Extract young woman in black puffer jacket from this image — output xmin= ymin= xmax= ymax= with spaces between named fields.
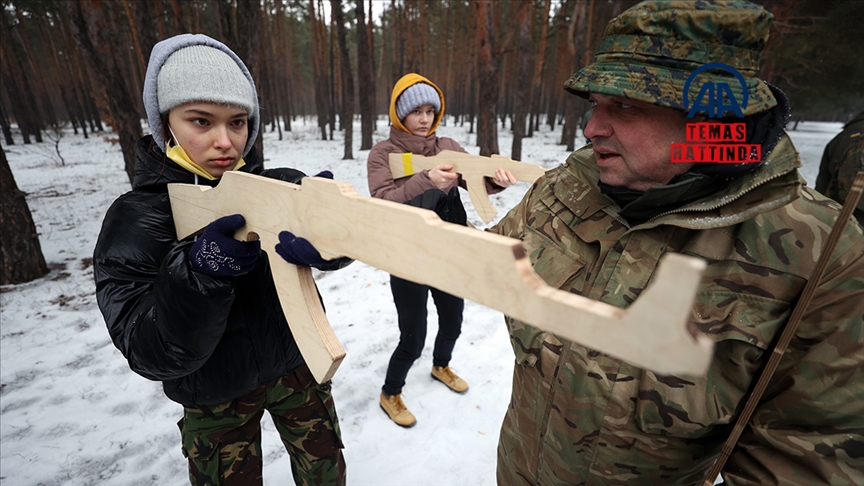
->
xmin=94 ymin=33 xmax=348 ymax=485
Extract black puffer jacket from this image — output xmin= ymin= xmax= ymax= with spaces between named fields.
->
xmin=94 ymin=135 xmax=308 ymax=407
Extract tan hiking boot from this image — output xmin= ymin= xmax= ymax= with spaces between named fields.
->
xmin=431 ymin=366 xmax=469 ymax=393
xmin=380 ymin=393 xmax=417 ymax=427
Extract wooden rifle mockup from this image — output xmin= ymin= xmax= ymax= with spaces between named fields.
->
xmin=169 ymin=172 xmax=714 ymax=383
xmin=388 ymin=150 xmax=547 ymax=223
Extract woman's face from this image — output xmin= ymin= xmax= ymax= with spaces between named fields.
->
xmin=403 ymin=103 xmax=436 ymax=137
xmin=167 ymin=102 xmax=249 ymax=178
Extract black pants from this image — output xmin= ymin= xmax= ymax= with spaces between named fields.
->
xmin=383 ymin=275 xmax=464 ymax=396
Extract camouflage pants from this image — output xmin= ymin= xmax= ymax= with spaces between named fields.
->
xmin=178 ymin=364 xmax=346 ymax=486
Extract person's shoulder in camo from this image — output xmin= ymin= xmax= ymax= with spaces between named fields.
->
xmin=816 ymin=111 xmax=864 ymax=223
xmin=490 ymin=1 xmax=864 ymax=485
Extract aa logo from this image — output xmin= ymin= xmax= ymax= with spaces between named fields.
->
xmin=672 ymin=62 xmax=761 ymax=164
xmin=684 ymin=62 xmax=748 ymax=119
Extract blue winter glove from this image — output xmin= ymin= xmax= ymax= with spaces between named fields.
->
xmin=189 ymin=214 xmax=260 ymax=277
xmin=275 ymin=231 xmax=352 ymax=271
xmin=260 ymin=168 xmax=333 ymax=184
xmin=261 ymin=167 xmax=306 ymax=184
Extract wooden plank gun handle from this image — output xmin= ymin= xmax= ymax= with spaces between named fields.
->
xmin=265 ymin=243 xmax=345 ymax=383
xmin=168 ymin=182 xmax=344 ymax=384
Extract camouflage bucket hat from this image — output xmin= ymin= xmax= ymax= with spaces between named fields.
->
xmin=564 ymin=0 xmax=777 ymax=116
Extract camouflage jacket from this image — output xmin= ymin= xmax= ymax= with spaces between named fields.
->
xmin=491 ymin=133 xmax=864 ymax=485
xmin=815 ymin=112 xmax=864 ymax=223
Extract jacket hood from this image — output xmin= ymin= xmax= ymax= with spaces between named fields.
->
xmin=132 ymin=135 xmax=263 ymax=191
xmin=142 ymin=34 xmax=260 ymax=157
xmin=847 ymin=111 xmax=864 ymax=128
xmin=389 ymin=73 xmax=445 ymax=136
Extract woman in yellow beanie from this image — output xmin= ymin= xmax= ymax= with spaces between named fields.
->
xmin=367 ymin=73 xmax=515 ymax=428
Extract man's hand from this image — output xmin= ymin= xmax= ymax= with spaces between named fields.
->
xmin=428 ymin=164 xmax=459 ymax=190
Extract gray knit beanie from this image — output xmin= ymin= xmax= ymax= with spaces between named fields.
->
xmin=396 ymin=83 xmax=441 ymax=120
xmin=143 ymin=34 xmax=259 ymax=157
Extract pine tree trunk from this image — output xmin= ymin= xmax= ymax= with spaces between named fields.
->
xmin=367 ymin=0 xmax=377 ymax=125
xmin=442 ymin=1 xmax=454 ymax=120
xmin=284 ymin=4 xmax=296 ymax=132
xmin=547 ymin=0 xmax=574 ymax=132
xmin=328 ymin=16 xmax=336 ymax=140
xmin=0 ymin=104 xmax=14 ymax=146
xmin=214 ymin=0 xmax=234 ymax=46
xmin=417 ymin=0 xmax=428 ymax=74
xmin=309 ymin=0 xmax=330 ymax=141
xmin=67 ymin=0 xmax=142 ymax=185
xmin=261 ymin=0 xmax=280 ymax=140
xmin=475 ymin=1 xmax=499 ymax=156
xmin=153 ymin=0 xmax=167 ymax=39
xmin=561 ymin=0 xmax=588 ymax=151
xmin=236 ymin=0 xmax=265 ymax=159
xmin=0 ymin=53 xmax=32 ymax=144
xmin=1 ymin=13 xmax=41 ymax=144
xmin=57 ymin=9 xmax=91 ymax=133
xmin=126 ymin=0 xmax=159 ymax=79
xmin=37 ymin=13 xmax=74 ymax=133
xmin=510 ymin=0 xmax=532 ymax=161
xmin=58 ymin=17 xmax=96 ymax=138
xmin=14 ymin=8 xmax=57 ymax=129
xmin=269 ymin=0 xmax=285 ymax=138
xmin=528 ymin=0 xmax=552 ymax=138
xmin=169 ymin=0 xmax=186 ymax=33
xmin=451 ymin=0 xmax=474 ymax=125
xmin=377 ymin=0 xmax=388 ymax=106
xmin=403 ymin=2 xmax=417 ymax=73
xmin=332 ymin=0 xmax=353 ymax=159
xmin=356 ymin=0 xmax=375 ymax=150
xmin=0 ymin=145 xmax=48 ymax=285
xmin=390 ymin=0 xmax=401 ymax=93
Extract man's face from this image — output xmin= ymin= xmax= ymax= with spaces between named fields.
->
xmin=584 ymin=94 xmax=694 ymax=191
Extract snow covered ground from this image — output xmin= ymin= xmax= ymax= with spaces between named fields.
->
xmin=0 ymin=117 xmax=842 ymax=486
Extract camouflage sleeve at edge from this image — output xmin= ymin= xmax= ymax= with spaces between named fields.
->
xmin=723 ymin=234 xmax=864 ymax=486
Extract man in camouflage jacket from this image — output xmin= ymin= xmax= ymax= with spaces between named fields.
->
xmin=816 ymin=111 xmax=864 ymax=223
xmin=491 ymin=2 xmax=864 ymax=485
